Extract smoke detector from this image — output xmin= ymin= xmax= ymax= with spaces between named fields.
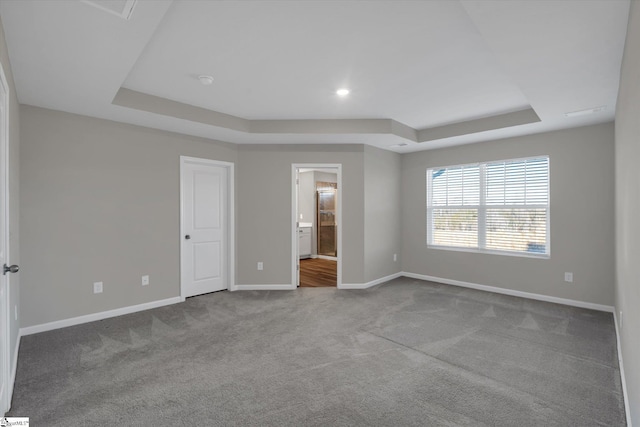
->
xmin=198 ymin=76 xmax=214 ymax=86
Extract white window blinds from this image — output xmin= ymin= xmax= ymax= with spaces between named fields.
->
xmin=429 ymin=165 xmax=480 ymax=248
xmin=427 ymin=156 xmax=549 ymax=257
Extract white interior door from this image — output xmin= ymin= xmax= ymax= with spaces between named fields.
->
xmin=0 ymin=63 xmax=10 ymax=414
xmin=295 ymin=169 xmax=300 ymax=287
xmin=181 ymin=158 xmax=229 ymax=298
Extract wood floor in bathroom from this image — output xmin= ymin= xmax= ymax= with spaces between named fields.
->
xmin=299 ymin=258 xmax=337 ymax=287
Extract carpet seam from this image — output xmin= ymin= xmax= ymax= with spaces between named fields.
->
xmin=366 ymin=330 xmax=623 ymax=425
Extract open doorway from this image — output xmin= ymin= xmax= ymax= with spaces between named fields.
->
xmin=292 ymin=164 xmax=342 ymax=288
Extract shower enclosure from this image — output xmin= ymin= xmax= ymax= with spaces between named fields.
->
xmin=316 ymin=182 xmax=337 ymax=257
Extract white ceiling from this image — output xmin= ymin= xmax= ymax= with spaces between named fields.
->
xmin=0 ymin=0 xmax=630 ymax=152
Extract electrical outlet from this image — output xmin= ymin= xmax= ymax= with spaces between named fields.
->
xmin=93 ymin=281 xmax=103 ymax=294
xmin=14 ymin=305 xmax=17 ymax=321
xmin=299 ymin=213 xmax=303 ymax=220
xmin=564 ymin=272 xmax=573 ymax=283
xmin=393 ymin=253 xmax=397 ymax=262
xmin=142 ymin=275 xmax=149 ymax=286
xmin=257 ymin=262 xmax=263 ymax=271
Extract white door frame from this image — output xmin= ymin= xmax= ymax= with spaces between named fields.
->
xmin=0 ymin=60 xmax=12 ymax=413
xmin=180 ymin=156 xmax=235 ymax=300
xmin=291 ymin=164 xmax=342 ymax=288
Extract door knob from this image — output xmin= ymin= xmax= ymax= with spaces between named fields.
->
xmin=185 ymin=235 xmax=191 ymax=240
xmin=3 ymin=264 xmax=18 ymax=275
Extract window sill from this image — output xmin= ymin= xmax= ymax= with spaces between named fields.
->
xmin=427 ymin=244 xmax=550 ymax=259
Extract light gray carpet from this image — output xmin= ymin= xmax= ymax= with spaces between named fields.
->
xmin=9 ymin=278 xmax=626 ymax=426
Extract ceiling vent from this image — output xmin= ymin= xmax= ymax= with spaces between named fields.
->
xmin=81 ymin=0 xmax=137 ymax=20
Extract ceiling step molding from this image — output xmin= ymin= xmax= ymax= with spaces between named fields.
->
xmin=113 ymin=88 xmax=540 ymax=144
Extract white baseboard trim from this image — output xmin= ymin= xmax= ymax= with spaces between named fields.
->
xmin=20 ymin=296 xmax=182 ymax=336
xmin=401 ymin=272 xmax=615 ymax=313
xmin=339 ymin=283 xmax=369 ymax=289
xmin=235 ymin=284 xmax=296 ymax=291
xmin=8 ymin=333 xmax=20 ymax=408
xmin=316 ymin=255 xmax=337 ymax=261
xmin=340 ymin=272 xmax=403 ymax=290
xmin=614 ymin=311 xmax=633 ymax=427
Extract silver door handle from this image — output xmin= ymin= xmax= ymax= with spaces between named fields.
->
xmin=3 ymin=264 xmax=18 ymax=275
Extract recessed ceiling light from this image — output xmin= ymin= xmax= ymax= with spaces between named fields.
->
xmin=564 ymin=106 xmax=606 ymax=118
xmin=198 ymin=75 xmax=214 ymax=86
xmin=336 ymin=88 xmax=350 ymax=96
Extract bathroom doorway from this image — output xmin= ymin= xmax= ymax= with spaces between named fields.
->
xmin=292 ymin=164 xmax=342 ymax=288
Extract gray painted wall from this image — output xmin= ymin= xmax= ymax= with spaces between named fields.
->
xmin=237 ymin=145 xmax=365 ymax=286
xmin=19 ymin=106 xmax=617 ymax=324
xmin=401 ymin=123 xmax=615 ymax=306
xmin=20 ymin=106 xmax=237 ymax=327
xmin=615 ymin=0 xmax=640 ymax=421
xmin=19 ymin=109 xmax=375 ymax=326
xmin=364 ymin=146 xmax=402 ymax=282
xmin=0 ymin=15 xmax=20 ymax=385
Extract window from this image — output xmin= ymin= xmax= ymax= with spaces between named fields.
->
xmin=427 ymin=156 xmax=549 ymax=257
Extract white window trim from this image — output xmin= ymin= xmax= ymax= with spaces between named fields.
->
xmin=426 ymin=156 xmax=550 ymax=259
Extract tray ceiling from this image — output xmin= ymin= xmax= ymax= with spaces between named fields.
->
xmin=0 ymin=0 xmax=630 ymax=152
